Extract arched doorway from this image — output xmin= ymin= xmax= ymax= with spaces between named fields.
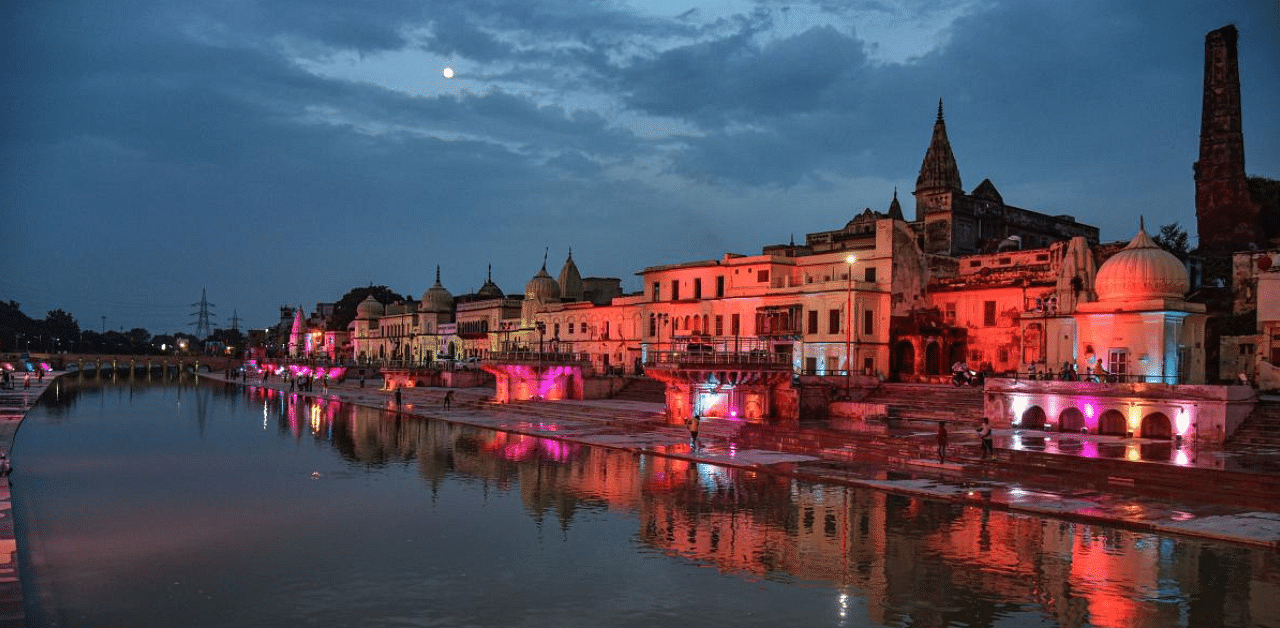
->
xmin=925 ymin=342 xmax=941 ymax=376
xmin=1059 ymin=407 xmax=1085 ymax=432
xmin=892 ymin=341 xmax=916 ymax=379
xmin=1098 ymin=409 xmax=1127 ymax=436
xmin=1021 ymin=406 xmax=1047 ymax=430
xmin=948 ymin=343 xmax=967 ymax=373
xmin=1140 ymin=413 xmax=1173 ymax=439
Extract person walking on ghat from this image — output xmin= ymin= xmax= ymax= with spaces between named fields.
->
xmin=394 ymin=388 xmax=402 ymax=411
xmin=443 ymin=390 xmax=454 ymax=409
xmin=977 ymin=417 xmax=994 ymax=460
xmin=685 ymin=413 xmax=701 ymax=450
xmin=936 ymin=421 xmax=948 ymax=464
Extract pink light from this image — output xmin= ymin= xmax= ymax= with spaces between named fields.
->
xmin=1175 ymin=409 xmax=1191 ymax=436
xmin=1175 ymin=450 xmax=1190 ymax=466
xmin=1081 ymin=441 xmax=1099 ymax=458
xmin=1084 ymin=404 xmax=1095 ymax=419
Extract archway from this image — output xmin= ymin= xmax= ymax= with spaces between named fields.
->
xmin=1059 ymin=407 xmax=1085 ymax=433
xmin=948 ymin=343 xmax=967 ymax=373
xmin=892 ymin=341 xmax=916 ymax=379
xmin=1140 ymin=413 xmax=1173 ymax=440
xmin=1021 ymin=406 xmax=1047 ymax=430
xmin=1097 ymin=409 xmax=1127 ymax=436
xmin=925 ymin=342 xmax=941 ymax=376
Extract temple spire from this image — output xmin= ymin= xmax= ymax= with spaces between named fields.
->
xmin=915 ymin=98 xmax=963 ymax=198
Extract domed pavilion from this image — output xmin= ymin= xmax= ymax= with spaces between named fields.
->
xmin=1074 ymin=223 xmax=1206 ymax=384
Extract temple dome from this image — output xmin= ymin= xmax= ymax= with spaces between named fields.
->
xmin=477 ymin=265 xmax=504 ymax=299
xmin=421 ymin=266 xmax=454 ymax=313
xmin=356 ymin=295 xmax=383 ymax=319
xmin=1094 ymin=226 xmax=1189 ymax=302
xmin=525 ymin=264 xmax=561 ymax=301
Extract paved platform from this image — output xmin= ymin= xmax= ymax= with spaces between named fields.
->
xmin=206 ymin=373 xmax=1280 ymax=550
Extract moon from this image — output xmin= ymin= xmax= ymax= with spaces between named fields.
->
xmin=442 ymin=67 xmax=455 ymax=79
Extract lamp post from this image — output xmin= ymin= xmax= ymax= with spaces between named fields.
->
xmin=536 ymin=321 xmax=546 ymax=355
xmin=844 ymin=254 xmax=857 ymax=398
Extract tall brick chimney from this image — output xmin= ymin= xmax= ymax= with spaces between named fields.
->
xmin=1194 ymin=24 xmax=1259 ymax=254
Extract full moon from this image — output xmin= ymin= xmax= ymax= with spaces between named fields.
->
xmin=442 ymin=67 xmax=455 ymax=79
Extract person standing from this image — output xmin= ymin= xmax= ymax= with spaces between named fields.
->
xmin=936 ymin=422 xmax=948 ymax=464
xmin=977 ymin=417 xmax=994 ymax=459
xmin=685 ymin=413 xmax=701 ymax=451
xmin=394 ymin=388 xmax=402 ymax=411
xmin=443 ymin=390 xmax=454 ymax=409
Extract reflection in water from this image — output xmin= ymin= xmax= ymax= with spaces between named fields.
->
xmin=14 ymin=380 xmax=1280 ymax=628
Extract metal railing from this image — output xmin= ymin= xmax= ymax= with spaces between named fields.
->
xmin=487 ymin=351 xmax=593 ymax=364
xmin=644 ymin=349 xmax=790 ymax=369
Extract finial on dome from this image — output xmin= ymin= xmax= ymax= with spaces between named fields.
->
xmin=487 ymin=264 xmax=492 ymax=281
xmin=435 ymin=265 xmax=441 ymax=284
xmin=1140 ymin=216 xmax=1146 ymax=233
xmin=893 ymin=186 xmax=898 ymax=200
xmin=937 ymin=98 xmax=944 ymax=122
xmin=542 ymin=247 xmax=548 ymax=270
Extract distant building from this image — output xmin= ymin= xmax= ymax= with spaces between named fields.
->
xmin=911 ymin=101 xmax=1100 ymax=257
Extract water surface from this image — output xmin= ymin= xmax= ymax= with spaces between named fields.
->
xmin=13 ymin=377 xmax=1280 ymax=627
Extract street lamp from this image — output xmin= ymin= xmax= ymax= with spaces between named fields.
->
xmin=845 ymin=254 xmax=857 ymax=398
xmin=536 ymin=321 xmax=546 ymax=355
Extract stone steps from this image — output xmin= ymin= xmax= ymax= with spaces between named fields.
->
xmin=1226 ymin=403 xmax=1280 ymax=448
xmin=862 ymin=383 xmax=986 ymax=424
xmin=610 ymin=377 xmax=666 ymax=403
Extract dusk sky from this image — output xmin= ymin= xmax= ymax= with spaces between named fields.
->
xmin=3 ymin=0 xmax=1277 ymax=334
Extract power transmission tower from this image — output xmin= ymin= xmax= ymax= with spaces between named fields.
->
xmin=189 ymin=288 xmax=216 ymax=339
xmin=229 ymin=310 xmax=242 ymax=332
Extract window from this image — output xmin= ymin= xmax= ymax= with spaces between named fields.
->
xmin=670 ymin=280 xmax=680 ymax=301
xmin=829 ymin=309 xmax=841 ymax=334
xmin=603 ymin=321 xmax=610 ymax=339
xmin=649 ymin=314 xmax=656 ymax=337
xmin=1240 ymin=343 xmax=1255 ymax=355
xmin=983 ymin=301 xmax=996 ymax=327
xmin=864 ymin=267 xmax=876 ymax=283
xmin=731 ymin=313 xmax=740 ymax=336
xmin=568 ymin=322 xmax=575 ymax=334
xmin=652 ymin=282 xmax=660 ymax=301
xmin=862 ymin=309 xmax=874 ymax=336
xmin=944 ymin=303 xmax=956 ymax=324
xmin=715 ymin=315 xmax=723 ymax=336
xmin=553 ymin=323 xmax=560 ymax=338
xmin=716 ymin=276 xmax=725 ymax=297
xmin=694 ymin=278 xmax=702 ymax=299
xmin=757 ymin=270 xmax=769 ymax=283
xmin=808 ymin=310 xmax=818 ymax=334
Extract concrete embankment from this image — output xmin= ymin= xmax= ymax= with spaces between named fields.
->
xmin=0 ymin=371 xmax=60 ymax=628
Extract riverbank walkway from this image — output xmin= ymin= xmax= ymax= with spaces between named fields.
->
xmin=206 ymin=371 xmax=1280 ymax=550
xmin=0 ymin=372 xmax=1277 ymax=628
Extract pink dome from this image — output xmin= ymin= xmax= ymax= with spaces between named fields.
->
xmin=1094 ymin=227 xmax=1189 ymax=301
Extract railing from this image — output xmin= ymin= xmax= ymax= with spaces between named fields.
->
xmin=1009 ymin=370 xmax=1184 ymax=385
xmin=645 ymin=349 xmax=790 ymax=369
xmin=487 ymin=351 xmax=593 ymax=364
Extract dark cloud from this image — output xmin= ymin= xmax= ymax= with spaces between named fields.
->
xmin=2 ymin=0 xmax=1277 ymax=330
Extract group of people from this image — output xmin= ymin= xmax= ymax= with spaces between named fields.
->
xmin=1 ymin=371 xmax=35 ymax=390
xmin=935 ymin=417 xmax=995 ymax=464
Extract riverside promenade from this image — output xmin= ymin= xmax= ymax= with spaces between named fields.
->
xmin=0 ymin=371 xmax=58 ymax=628
xmin=205 ymin=371 xmax=1280 ymax=550
xmin=0 ymin=372 xmax=1276 ymax=628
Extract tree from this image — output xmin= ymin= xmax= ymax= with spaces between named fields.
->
xmin=1153 ymin=222 xmax=1190 ymax=259
xmin=44 ymin=309 xmax=80 ymax=352
xmin=327 ymin=285 xmax=407 ymax=332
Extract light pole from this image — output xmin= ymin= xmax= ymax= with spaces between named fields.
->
xmin=844 ymin=254 xmax=857 ymax=398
